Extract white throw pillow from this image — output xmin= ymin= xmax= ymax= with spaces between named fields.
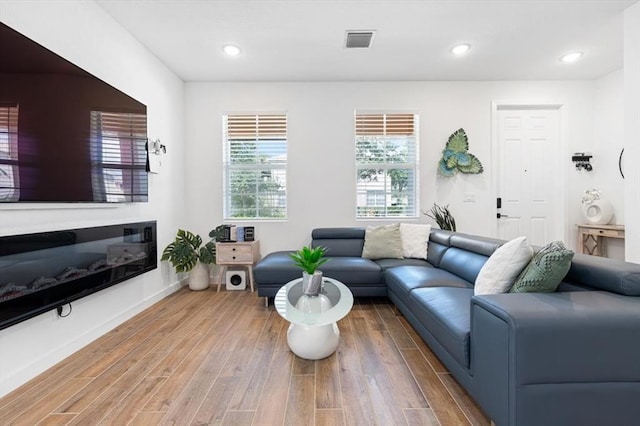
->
xmin=400 ymin=223 xmax=431 ymax=259
xmin=474 ymin=236 xmax=533 ymax=295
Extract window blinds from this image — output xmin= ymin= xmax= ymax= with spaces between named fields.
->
xmin=355 ymin=113 xmax=415 ymax=136
xmin=90 ymin=111 xmax=148 ymax=202
xmin=223 ymin=114 xmax=287 ymax=219
xmin=0 ymin=104 xmax=19 ymax=201
xmin=355 ymin=112 xmax=418 ymax=218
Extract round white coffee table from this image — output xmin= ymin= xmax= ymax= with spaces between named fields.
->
xmin=274 ymin=277 xmax=354 ymax=360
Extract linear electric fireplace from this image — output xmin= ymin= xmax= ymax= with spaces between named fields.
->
xmin=0 ymin=221 xmax=157 ymax=329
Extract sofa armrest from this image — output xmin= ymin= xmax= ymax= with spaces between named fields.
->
xmin=470 ymin=291 xmax=640 ymax=426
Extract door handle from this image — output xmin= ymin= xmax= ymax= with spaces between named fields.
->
xmin=496 ymin=213 xmax=509 ymax=219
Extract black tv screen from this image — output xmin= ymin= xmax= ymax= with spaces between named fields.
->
xmin=0 ymin=22 xmax=148 ymax=203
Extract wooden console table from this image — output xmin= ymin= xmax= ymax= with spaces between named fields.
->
xmin=576 ymin=224 xmax=624 ymax=257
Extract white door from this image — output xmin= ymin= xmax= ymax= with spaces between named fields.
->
xmin=495 ymin=106 xmax=562 ymax=246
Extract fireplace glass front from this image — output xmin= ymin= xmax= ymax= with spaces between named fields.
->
xmin=0 ymin=221 xmax=157 ymax=329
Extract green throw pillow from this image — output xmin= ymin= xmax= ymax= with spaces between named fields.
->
xmin=510 ymin=241 xmax=574 ymax=293
xmin=361 ymin=223 xmax=403 ymax=259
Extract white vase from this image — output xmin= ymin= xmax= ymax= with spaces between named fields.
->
xmin=581 ymin=198 xmax=614 ymax=225
xmin=188 ymin=261 xmax=210 ymax=291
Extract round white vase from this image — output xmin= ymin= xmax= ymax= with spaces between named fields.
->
xmin=188 ymin=261 xmax=210 ymax=291
xmin=581 ymin=198 xmax=614 ymax=225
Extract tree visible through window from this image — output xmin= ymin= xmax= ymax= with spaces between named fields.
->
xmin=355 ymin=112 xmax=418 ymax=218
xmin=223 ymin=114 xmax=287 ymax=219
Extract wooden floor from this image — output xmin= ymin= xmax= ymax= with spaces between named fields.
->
xmin=0 ymin=288 xmax=490 ymax=426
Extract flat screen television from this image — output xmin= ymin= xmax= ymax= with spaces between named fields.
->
xmin=0 ymin=22 xmax=148 ymax=203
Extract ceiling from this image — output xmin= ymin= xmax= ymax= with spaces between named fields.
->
xmin=95 ymin=0 xmax=637 ymax=82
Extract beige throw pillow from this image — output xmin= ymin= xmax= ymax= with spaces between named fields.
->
xmin=362 ymin=223 xmax=403 ymax=259
xmin=400 ymin=223 xmax=431 ymax=259
xmin=474 ymin=236 xmax=533 ymax=295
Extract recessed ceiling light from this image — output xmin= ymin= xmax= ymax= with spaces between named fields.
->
xmin=223 ymin=45 xmax=241 ymax=57
xmin=451 ymin=43 xmax=471 ymax=55
xmin=560 ymin=51 xmax=583 ymax=63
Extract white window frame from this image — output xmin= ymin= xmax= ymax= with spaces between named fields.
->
xmin=355 ymin=111 xmax=419 ymax=219
xmin=223 ymin=113 xmax=288 ymax=220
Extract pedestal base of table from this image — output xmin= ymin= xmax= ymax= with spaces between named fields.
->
xmin=287 ymin=323 xmax=340 ymax=360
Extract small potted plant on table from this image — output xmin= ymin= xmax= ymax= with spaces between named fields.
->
xmin=290 ymin=245 xmax=328 ymax=296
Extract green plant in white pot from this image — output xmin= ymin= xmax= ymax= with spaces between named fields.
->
xmin=161 ymin=229 xmax=215 ymax=291
xmin=290 ymin=245 xmax=328 ymax=296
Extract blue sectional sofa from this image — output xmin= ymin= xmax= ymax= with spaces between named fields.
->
xmin=253 ymin=227 xmax=640 ymax=426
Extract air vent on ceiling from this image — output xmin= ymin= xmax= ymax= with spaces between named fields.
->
xmin=345 ymin=31 xmax=375 ymax=48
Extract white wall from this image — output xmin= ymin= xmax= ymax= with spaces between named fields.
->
xmin=0 ymin=1 xmax=186 ymax=396
xmin=591 ymin=70 xmax=626 ymax=260
xmin=185 ymin=80 xmax=597 ymax=255
xmin=624 ymin=2 xmax=640 ymax=263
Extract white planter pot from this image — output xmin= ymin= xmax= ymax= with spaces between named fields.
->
xmin=188 ymin=261 xmax=210 ymax=291
xmin=302 ymin=271 xmax=323 ymax=296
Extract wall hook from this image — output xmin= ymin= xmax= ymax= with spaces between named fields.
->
xmin=572 ymin=152 xmax=592 ymax=171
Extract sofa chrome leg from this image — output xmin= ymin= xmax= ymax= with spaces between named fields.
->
xmin=264 ymin=297 xmax=269 ymax=308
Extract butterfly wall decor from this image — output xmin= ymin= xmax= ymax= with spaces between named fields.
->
xmin=438 ymin=128 xmax=484 ymax=176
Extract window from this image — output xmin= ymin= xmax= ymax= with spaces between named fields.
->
xmin=223 ymin=114 xmax=287 ymax=219
xmin=0 ymin=104 xmax=19 ymax=201
xmin=90 ymin=111 xmax=148 ymax=202
xmin=355 ymin=112 xmax=418 ymax=218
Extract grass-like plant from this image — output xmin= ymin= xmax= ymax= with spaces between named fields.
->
xmin=290 ymin=245 xmax=329 ymax=274
xmin=161 ymin=229 xmax=216 ymax=273
xmin=424 ymin=203 xmax=457 ymax=232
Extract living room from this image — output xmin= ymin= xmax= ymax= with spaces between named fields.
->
xmin=1 ymin=0 xmax=639 ymax=423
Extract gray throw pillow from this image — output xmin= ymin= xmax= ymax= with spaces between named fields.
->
xmin=362 ymin=223 xmax=403 ymax=259
xmin=510 ymin=241 xmax=574 ymax=293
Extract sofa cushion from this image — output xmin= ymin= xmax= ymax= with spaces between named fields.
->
xmin=311 ymin=227 xmax=365 ymax=257
xmin=475 ymin=236 xmax=533 ymax=295
xmin=564 ymin=253 xmax=640 ymax=296
xmin=510 ymin=241 xmax=574 ymax=293
xmin=253 ymin=251 xmax=300 ymax=284
xmin=374 ymin=258 xmax=431 ymax=270
xmin=319 ymin=257 xmax=384 ymax=286
xmin=386 ymin=266 xmax=472 ymax=298
xmin=439 ymin=247 xmax=489 ymax=284
xmin=409 ymin=287 xmax=474 ymax=368
xmin=400 ymin=223 xmax=431 ymax=259
xmin=429 ymin=229 xmax=453 ymax=245
xmin=362 ymin=223 xmax=403 ymax=259
xmin=450 ymin=233 xmax=502 ymax=257
xmin=426 ymin=242 xmax=449 ymax=268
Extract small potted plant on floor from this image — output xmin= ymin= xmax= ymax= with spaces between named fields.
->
xmin=161 ymin=229 xmax=216 ymax=291
xmin=290 ymin=245 xmax=328 ymax=296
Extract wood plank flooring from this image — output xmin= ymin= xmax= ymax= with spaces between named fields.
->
xmin=0 ymin=288 xmax=490 ymax=425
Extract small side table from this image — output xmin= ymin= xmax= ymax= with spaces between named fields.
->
xmin=577 ymin=224 xmax=625 ymax=257
xmin=215 ymin=241 xmax=260 ymax=292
